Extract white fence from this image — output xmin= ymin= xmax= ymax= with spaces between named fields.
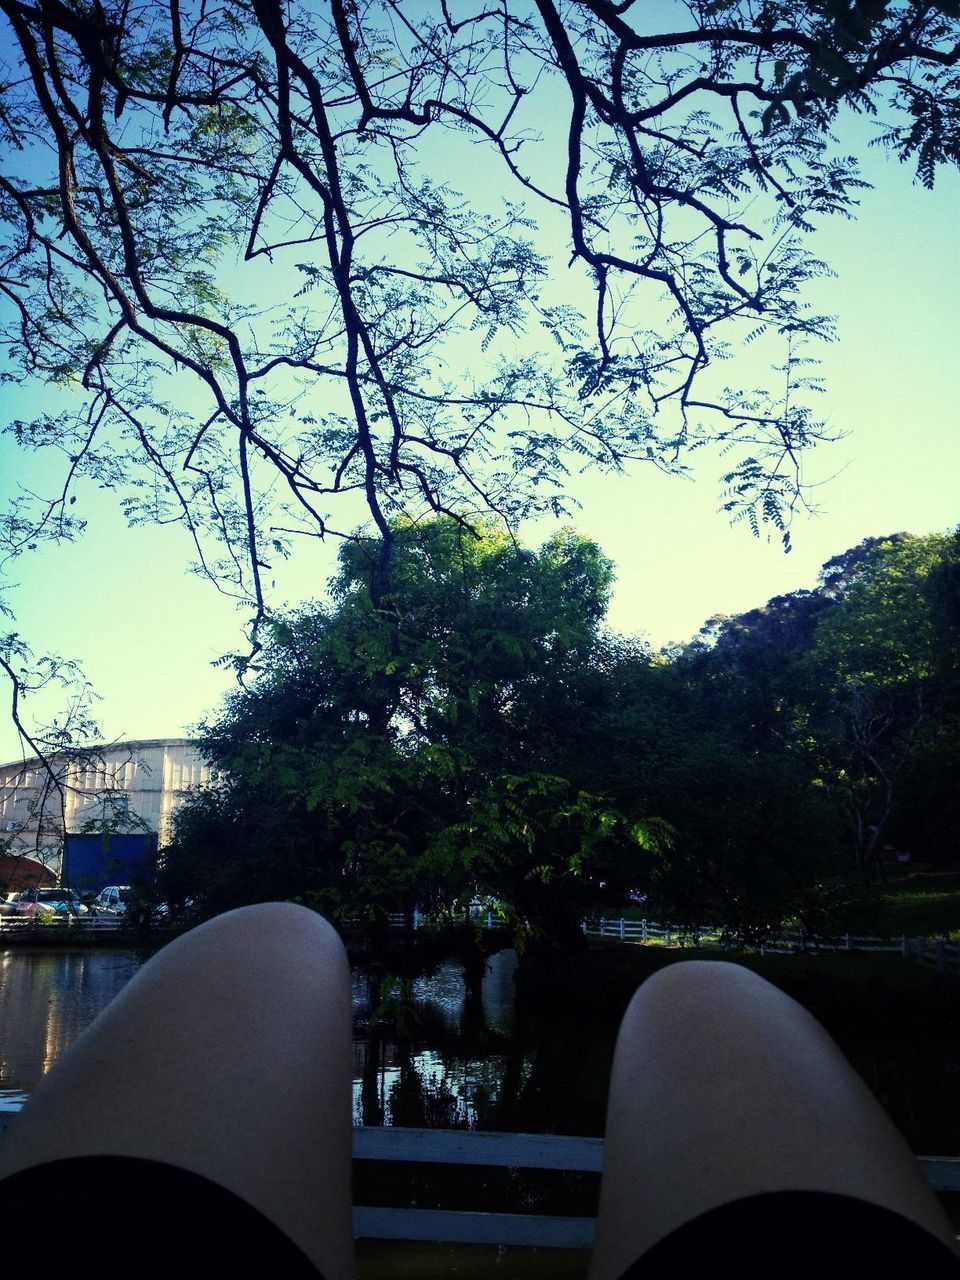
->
xmin=3 ymin=910 xmax=956 ymax=976
xmin=581 ymin=918 xmax=960 ymax=974
xmin=0 ymin=913 xmax=126 ymax=936
xmin=583 ymin=917 xmax=707 ymax=946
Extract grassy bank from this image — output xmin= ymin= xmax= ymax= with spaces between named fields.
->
xmin=878 ymin=868 xmax=960 ymax=941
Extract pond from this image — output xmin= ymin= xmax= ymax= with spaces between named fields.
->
xmin=4 ymin=941 xmax=958 ymax=1261
xmin=0 ymin=948 xmax=144 ymax=1113
xmin=0 ymin=946 xmax=541 ymax=1128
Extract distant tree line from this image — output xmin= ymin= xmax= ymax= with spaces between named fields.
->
xmin=161 ymin=520 xmax=960 ymax=950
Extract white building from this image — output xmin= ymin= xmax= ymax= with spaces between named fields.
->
xmin=0 ymin=739 xmax=213 ymax=888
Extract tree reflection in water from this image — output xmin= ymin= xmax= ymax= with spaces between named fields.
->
xmin=352 ymin=949 xmax=531 ymax=1130
xmin=2 ymin=945 xmax=602 ymax=1138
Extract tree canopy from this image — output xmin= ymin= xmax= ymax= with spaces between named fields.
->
xmin=2 ymin=0 xmax=959 ymax=749
xmin=164 ymin=520 xmax=960 ymax=946
xmin=165 ymin=516 xmax=662 ymax=946
xmin=681 ymin=530 xmax=960 ymax=884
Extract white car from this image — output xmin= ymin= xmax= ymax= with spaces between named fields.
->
xmin=93 ymin=885 xmax=133 ymax=916
xmin=0 ymin=891 xmax=21 ymax=917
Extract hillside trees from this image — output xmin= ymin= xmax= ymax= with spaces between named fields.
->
xmin=682 ymin=530 xmax=960 ymax=886
xmin=2 ymin=1 xmax=960 ymax=749
xmin=800 ymin=532 xmax=960 ymax=879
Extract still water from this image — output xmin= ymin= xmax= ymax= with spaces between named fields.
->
xmin=0 ymin=947 xmax=523 ymax=1124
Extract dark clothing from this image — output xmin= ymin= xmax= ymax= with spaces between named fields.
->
xmin=1 ymin=1159 xmax=956 ymax=1274
xmin=0 ymin=1155 xmax=321 ymax=1274
xmin=619 ymin=1190 xmax=960 ymax=1275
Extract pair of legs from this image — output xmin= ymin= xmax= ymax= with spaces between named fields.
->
xmin=0 ymin=905 xmax=954 ymax=1278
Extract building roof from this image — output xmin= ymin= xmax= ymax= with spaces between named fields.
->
xmin=0 ymin=738 xmax=201 ymax=775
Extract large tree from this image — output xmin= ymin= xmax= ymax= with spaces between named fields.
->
xmin=164 ymin=516 xmax=660 ymax=947
xmin=2 ymin=0 xmax=959 ymax=750
xmin=567 ymin=639 xmax=843 ymax=938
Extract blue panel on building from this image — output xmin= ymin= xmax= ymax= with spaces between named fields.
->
xmin=63 ymin=832 xmax=158 ymax=893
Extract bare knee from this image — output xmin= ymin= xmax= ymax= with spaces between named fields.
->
xmin=109 ymin=902 xmax=349 ymax=1020
xmin=185 ymin=900 xmax=341 ymax=940
xmin=623 ymin=959 xmax=772 ymax=1025
xmin=154 ymin=901 xmax=345 ymax=964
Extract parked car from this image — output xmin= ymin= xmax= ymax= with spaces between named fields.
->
xmin=93 ymin=885 xmax=133 ymax=916
xmin=92 ymin=885 xmax=169 ymax=923
xmin=14 ymin=887 xmax=88 ymax=918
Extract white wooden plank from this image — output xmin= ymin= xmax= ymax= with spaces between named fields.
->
xmin=0 ymin=1112 xmax=956 ymax=1204
xmin=353 ymin=1125 xmax=604 ymax=1171
xmin=918 ymin=1157 xmax=960 ymax=1191
xmin=352 ymin=1206 xmax=595 ymax=1248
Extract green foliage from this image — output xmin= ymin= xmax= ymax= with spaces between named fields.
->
xmin=797 ymin=533 xmax=960 ymax=878
xmin=432 ymin=771 xmax=670 ymax=950
xmin=576 ymin=647 xmax=843 ymax=941
xmin=810 ymin=533 xmax=952 ymax=688
xmin=679 ymin=529 xmax=960 ymax=888
xmin=164 ymin=518 xmax=636 ymax=945
xmin=164 ymin=523 xmax=960 ymax=944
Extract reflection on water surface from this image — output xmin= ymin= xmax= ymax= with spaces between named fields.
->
xmin=0 ymin=947 xmax=524 ymax=1125
xmin=0 ymin=950 xmax=143 ymax=1109
xmin=353 ymin=948 xmax=524 ymax=1126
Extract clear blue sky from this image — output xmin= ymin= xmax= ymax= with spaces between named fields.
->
xmin=0 ymin=86 xmax=957 ymax=762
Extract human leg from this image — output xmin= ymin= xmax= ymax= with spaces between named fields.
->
xmin=0 ymin=902 xmax=354 ymax=1280
xmin=589 ymin=959 xmax=955 ymax=1280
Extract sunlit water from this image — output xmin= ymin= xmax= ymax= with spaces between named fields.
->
xmin=0 ymin=949 xmax=143 ymax=1112
xmin=0 ymin=946 xmax=522 ymax=1124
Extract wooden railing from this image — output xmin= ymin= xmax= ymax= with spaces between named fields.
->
xmin=353 ymin=1127 xmax=601 ymax=1247
xmin=0 ymin=1116 xmax=956 ymax=1246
